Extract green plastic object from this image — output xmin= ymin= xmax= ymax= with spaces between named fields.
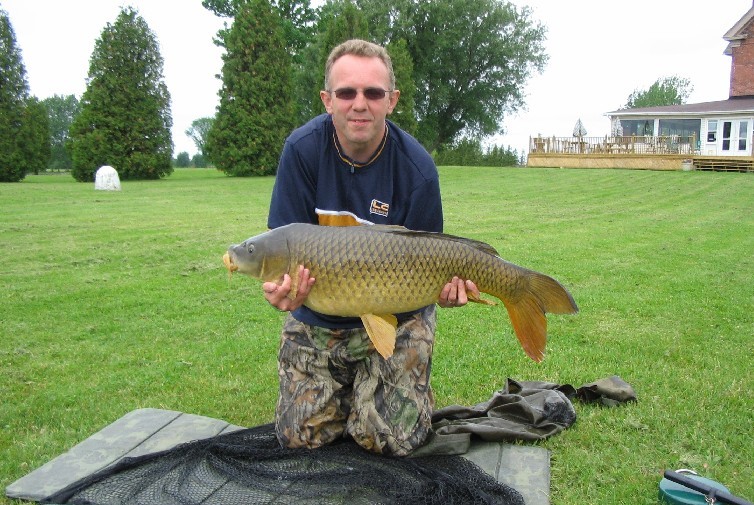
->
xmin=659 ymin=470 xmax=730 ymax=504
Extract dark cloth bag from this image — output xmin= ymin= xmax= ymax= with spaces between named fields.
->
xmin=412 ymin=376 xmax=636 ymax=456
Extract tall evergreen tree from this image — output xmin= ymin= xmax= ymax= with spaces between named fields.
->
xmin=0 ymin=8 xmax=30 ymax=182
xmin=69 ymin=7 xmax=173 ymax=182
xmin=203 ymin=0 xmax=316 ymax=124
xmin=206 ymin=0 xmax=294 ymax=176
xmin=309 ymin=2 xmax=370 ymax=117
xmin=203 ymin=0 xmax=316 ymax=59
xmin=319 ymin=1 xmax=369 ymax=63
xmin=42 ymin=94 xmax=79 ymax=171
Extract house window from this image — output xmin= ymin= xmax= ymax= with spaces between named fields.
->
xmin=621 ymin=119 xmax=653 ymax=135
xmin=707 ymin=120 xmax=717 ymax=142
xmin=658 ymin=119 xmax=701 ymax=142
xmin=722 ymin=121 xmax=732 ymax=151
xmin=738 ymin=121 xmax=748 ymax=151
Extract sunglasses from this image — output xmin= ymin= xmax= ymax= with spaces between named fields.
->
xmin=329 ymin=87 xmax=391 ymax=101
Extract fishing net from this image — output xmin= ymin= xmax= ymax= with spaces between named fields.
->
xmin=44 ymin=423 xmax=525 ymax=505
xmin=41 ymin=376 xmax=636 ymax=504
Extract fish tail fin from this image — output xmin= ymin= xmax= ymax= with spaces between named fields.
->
xmin=530 ymin=272 xmax=579 ymax=315
xmin=500 ymin=272 xmax=578 ymax=362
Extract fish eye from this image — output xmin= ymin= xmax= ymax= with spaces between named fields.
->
xmin=246 ymin=244 xmax=255 ymax=254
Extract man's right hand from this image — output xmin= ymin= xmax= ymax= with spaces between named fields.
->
xmin=262 ymin=265 xmax=315 ymax=312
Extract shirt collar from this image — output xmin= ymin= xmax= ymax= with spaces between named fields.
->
xmin=332 ymin=123 xmax=389 ymax=169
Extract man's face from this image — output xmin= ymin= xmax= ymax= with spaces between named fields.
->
xmin=321 ymin=54 xmax=400 ymax=162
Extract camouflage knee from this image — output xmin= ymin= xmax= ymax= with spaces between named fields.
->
xmin=275 ymin=316 xmax=357 ymax=449
xmin=347 ymin=306 xmax=436 ymax=456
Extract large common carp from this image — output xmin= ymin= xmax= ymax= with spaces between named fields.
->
xmin=223 ymin=223 xmax=578 ymax=362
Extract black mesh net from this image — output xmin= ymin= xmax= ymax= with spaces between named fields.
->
xmin=44 ymin=423 xmax=525 ymax=505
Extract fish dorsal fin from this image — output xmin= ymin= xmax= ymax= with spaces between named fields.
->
xmin=368 ymin=225 xmax=500 ymax=256
xmin=360 ymin=313 xmax=398 ymax=359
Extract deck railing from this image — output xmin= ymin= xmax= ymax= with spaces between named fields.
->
xmin=529 ymin=135 xmax=698 ymax=156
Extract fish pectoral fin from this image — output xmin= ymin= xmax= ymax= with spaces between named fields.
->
xmin=222 ymin=253 xmax=235 ymax=285
xmin=467 ymin=291 xmax=497 ymax=306
xmin=360 ymin=314 xmax=398 ymax=359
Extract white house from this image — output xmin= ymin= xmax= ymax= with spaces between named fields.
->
xmin=606 ymin=3 xmax=754 ymax=158
xmin=605 ymin=98 xmax=754 ymax=157
xmin=528 ymin=3 xmax=754 ymax=170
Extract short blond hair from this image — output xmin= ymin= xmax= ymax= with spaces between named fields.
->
xmin=324 ymin=39 xmax=395 ymax=91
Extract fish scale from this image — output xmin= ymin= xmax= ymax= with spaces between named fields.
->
xmin=287 ymin=227 xmax=469 ymax=315
xmin=225 ymin=223 xmax=578 ymax=361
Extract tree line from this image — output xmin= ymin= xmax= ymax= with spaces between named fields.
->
xmin=0 ymin=1 xmax=695 ymax=182
xmin=199 ymin=0 xmax=550 ymax=176
xmin=1 ymin=0 xmax=548 ymax=181
xmin=1 ymin=6 xmax=172 ymax=182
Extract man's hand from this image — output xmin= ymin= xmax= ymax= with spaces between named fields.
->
xmin=438 ymin=277 xmax=479 ymax=308
xmin=262 ymin=265 xmax=315 ymax=312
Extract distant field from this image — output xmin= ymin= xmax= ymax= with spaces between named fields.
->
xmin=1 ymin=167 xmax=752 ymax=504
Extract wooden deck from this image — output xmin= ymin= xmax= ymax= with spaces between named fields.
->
xmin=530 ymin=135 xmax=698 ymax=156
xmin=692 ymin=156 xmax=754 ymax=172
xmin=528 ymin=152 xmax=754 ymax=172
xmin=527 ymin=135 xmax=754 ymax=172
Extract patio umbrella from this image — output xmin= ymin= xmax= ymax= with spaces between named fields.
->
xmin=571 ymin=119 xmax=588 ymax=153
xmin=572 ymin=118 xmax=587 ymax=138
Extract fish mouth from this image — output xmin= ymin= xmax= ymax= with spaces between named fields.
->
xmin=222 ymin=252 xmax=238 ymax=273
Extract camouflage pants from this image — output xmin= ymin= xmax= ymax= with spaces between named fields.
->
xmin=275 ymin=306 xmax=436 ymax=457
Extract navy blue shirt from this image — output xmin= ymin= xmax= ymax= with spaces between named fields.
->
xmin=268 ymin=114 xmax=443 ymax=328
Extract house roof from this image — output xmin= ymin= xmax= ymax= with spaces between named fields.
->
xmin=606 ymin=97 xmax=754 ymax=117
xmin=723 ymin=5 xmax=754 ymax=55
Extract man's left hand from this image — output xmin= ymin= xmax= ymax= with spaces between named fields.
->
xmin=438 ymin=277 xmax=479 ymax=308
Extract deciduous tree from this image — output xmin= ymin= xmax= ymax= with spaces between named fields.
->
xmin=42 ymin=94 xmax=79 ymax=171
xmin=191 ymin=153 xmax=208 ymax=168
xmin=357 ymin=0 xmax=547 ymax=152
xmin=386 ymin=38 xmax=416 ymax=136
xmin=185 ymin=116 xmax=214 ymax=160
xmin=174 ymin=151 xmax=191 ymax=168
xmin=68 ymin=7 xmax=173 ymax=182
xmin=623 ymin=76 xmax=693 ymax=109
xmin=20 ymin=97 xmax=51 ymax=175
xmin=206 ymin=0 xmax=294 ymax=176
xmin=203 ymin=0 xmax=547 ymax=155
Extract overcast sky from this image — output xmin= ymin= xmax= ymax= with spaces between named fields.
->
xmin=3 ymin=0 xmax=752 ymax=157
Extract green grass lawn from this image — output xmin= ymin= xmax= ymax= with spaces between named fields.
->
xmin=1 ymin=167 xmax=752 ymax=504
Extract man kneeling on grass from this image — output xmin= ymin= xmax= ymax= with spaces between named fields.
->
xmin=261 ymin=39 xmax=478 ymax=456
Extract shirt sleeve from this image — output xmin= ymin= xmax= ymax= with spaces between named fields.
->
xmin=402 ymin=176 xmax=444 ymax=233
xmin=267 ymin=139 xmax=318 ymax=228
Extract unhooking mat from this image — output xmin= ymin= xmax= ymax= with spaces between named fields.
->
xmin=6 ymin=376 xmax=635 ymax=504
xmin=6 ymin=409 xmax=548 ymax=504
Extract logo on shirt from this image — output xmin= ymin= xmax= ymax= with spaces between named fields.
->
xmin=370 ymin=199 xmax=390 ymax=218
